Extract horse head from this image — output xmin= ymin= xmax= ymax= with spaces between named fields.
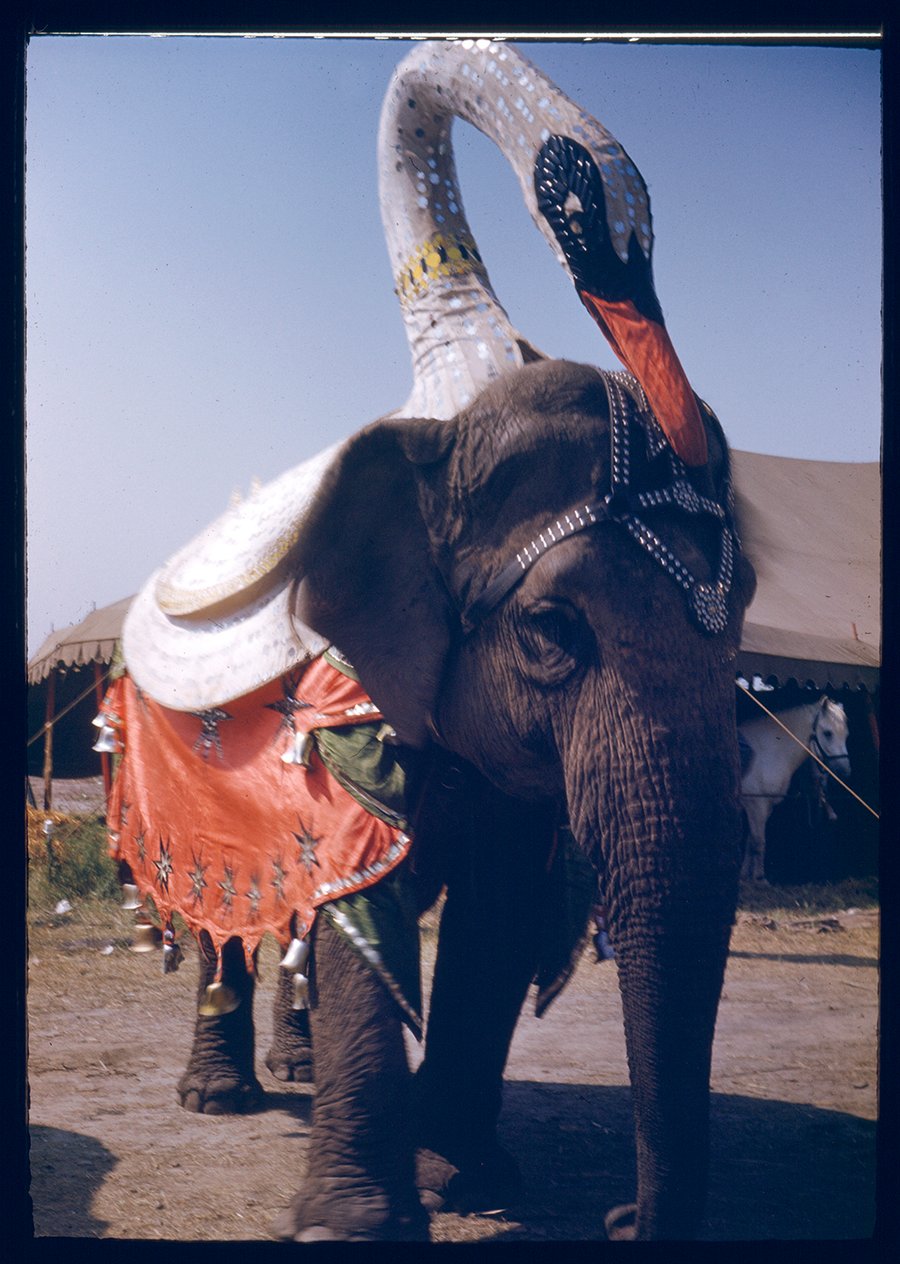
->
xmin=812 ymin=696 xmax=851 ymax=778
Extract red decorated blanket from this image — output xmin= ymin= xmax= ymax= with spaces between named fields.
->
xmin=103 ymin=653 xmax=411 ymax=972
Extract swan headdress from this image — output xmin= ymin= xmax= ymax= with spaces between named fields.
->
xmin=124 ymin=40 xmax=709 ymax=709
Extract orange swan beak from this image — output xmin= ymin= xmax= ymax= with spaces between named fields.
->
xmin=535 ymin=134 xmax=708 ymax=468
xmin=579 ymin=291 xmax=708 ymax=468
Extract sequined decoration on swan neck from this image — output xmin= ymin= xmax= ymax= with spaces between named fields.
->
xmin=379 ymin=40 xmax=653 ymax=421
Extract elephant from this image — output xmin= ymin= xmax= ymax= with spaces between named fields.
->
xmin=112 ymin=356 xmax=754 ymax=1241
xmin=278 ymin=358 xmax=755 ymax=1241
xmin=109 ymin=41 xmax=757 ymax=1242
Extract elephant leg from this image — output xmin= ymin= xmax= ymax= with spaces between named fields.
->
xmin=414 ymin=777 xmax=556 ymax=1213
xmin=177 ymin=933 xmax=264 ymax=1114
xmin=264 ymin=963 xmax=314 ymax=1084
xmin=273 ymin=915 xmax=427 ymax=1242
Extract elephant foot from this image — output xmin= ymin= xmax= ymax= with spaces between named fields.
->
xmin=261 ymin=1006 xmax=314 ymax=1087
xmin=604 ymin=1203 xmax=638 ymax=1240
xmin=264 ymin=1036 xmax=314 ymax=1084
xmin=416 ymin=1143 xmax=523 ymax=1215
xmin=272 ymin=1186 xmax=429 ymax=1243
xmin=177 ymin=1067 xmax=265 ymax=1115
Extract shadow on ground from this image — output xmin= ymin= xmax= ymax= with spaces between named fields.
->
xmin=27 ymin=1126 xmax=117 ymax=1237
xmin=254 ymin=1090 xmax=314 ymax=1123
xmin=488 ymin=1082 xmax=875 ymax=1241
xmin=728 ymin=950 xmax=876 ymax=969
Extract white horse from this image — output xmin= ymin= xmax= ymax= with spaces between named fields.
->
xmin=739 ymin=696 xmax=850 ymax=882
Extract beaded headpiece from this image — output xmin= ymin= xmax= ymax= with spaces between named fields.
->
xmin=463 ymin=371 xmax=737 ymax=636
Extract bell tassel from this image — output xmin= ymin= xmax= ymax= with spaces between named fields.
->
xmin=92 ymin=724 xmax=121 ymax=754
xmin=198 ymin=981 xmax=240 ymax=1016
xmin=163 ymin=925 xmax=184 ymax=974
xmin=121 ymin=883 xmax=142 ymax=911
xmin=291 ymin=973 xmax=310 ymax=1011
xmin=281 ymin=730 xmax=313 ymax=767
xmin=131 ymin=920 xmax=162 ymax=952
xmin=281 ymin=937 xmax=310 ymax=973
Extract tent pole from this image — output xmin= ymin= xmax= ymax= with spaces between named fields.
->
xmin=42 ymin=671 xmax=55 ymax=811
xmin=94 ymin=662 xmax=111 ymax=799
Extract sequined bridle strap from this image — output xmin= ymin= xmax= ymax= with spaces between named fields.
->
xmin=461 ymin=371 xmax=739 ymax=636
xmin=462 ymin=498 xmax=615 ymax=632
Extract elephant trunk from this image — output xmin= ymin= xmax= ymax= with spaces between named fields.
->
xmin=615 ymin=919 xmax=732 ymax=1238
xmin=563 ymin=667 xmax=742 ymax=1239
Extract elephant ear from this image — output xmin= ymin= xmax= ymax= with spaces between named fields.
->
xmin=695 ymin=396 xmax=732 ymax=499
xmin=292 ymin=417 xmax=456 ymax=748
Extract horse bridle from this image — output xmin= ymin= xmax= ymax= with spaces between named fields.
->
xmin=460 ymin=370 xmax=740 ymax=637
xmin=809 ymin=704 xmax=843 ymax=766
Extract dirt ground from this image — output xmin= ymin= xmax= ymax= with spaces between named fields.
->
xmin=25 ymin=861 xmax=878 ymax=1244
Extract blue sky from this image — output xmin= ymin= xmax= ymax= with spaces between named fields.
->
xmin=25 ymin=36 xmax=881 ymax=653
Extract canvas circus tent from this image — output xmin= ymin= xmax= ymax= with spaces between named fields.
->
xmin=28 ymin=596 xmax=134 ymax=686
xmin=28 ymin=596 xmax=133 ymax=807
xmin=731 ymin=452 xmax=880 ymax=692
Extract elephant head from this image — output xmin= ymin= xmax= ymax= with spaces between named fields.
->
xmin=293 ymin=355 xmax=756 ymax=1239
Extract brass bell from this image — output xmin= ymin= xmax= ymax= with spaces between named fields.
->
xmin=92 ymin=725 xmax=120 ymax=754
xmin=281 ymin=731 xmax=313 ymax=767
xmin=131 ymin=921 xmax=162 ymax=952
xmin=121 ymin=883 xmax=142 ymax=911
xmin=162 ymin=927 xmax=183 ymax=974
xmin=281 ymin=937 xmax=310 ymax=973
xmin=291 ymin=972 xmax=310 ymax=1011
xmin=198 ymin=981 xmax=240 ymax=1016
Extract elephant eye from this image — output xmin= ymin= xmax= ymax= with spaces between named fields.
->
xmin=517 ymin=599 xmax=592 ymax=685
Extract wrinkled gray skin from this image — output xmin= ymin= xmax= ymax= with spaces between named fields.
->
xmin=175 ymin=933 xmax=313 ymax=1115
xmin=179 ymin=358 xmax=756 ymax=1241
